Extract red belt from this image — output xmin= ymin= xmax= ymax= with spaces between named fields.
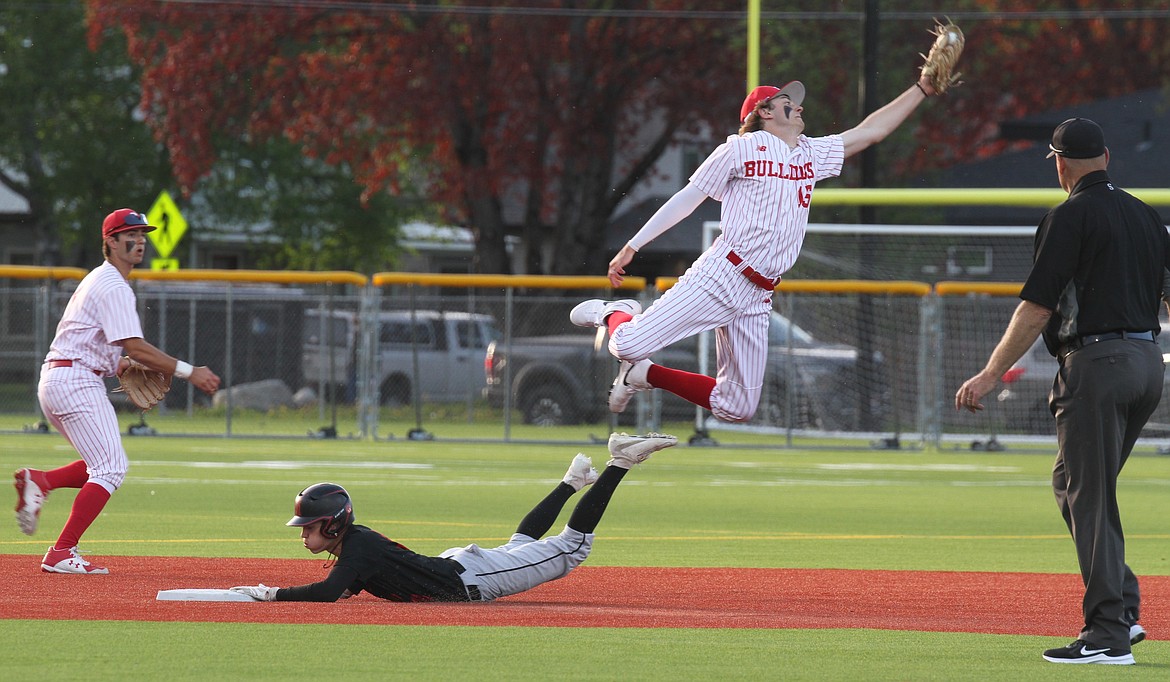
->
xmin=48 ymin=359 xmax=101 ymax=376
xmin=726 ymin=251 xmax=780 ymax=290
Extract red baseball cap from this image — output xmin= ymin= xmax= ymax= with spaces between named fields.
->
xmin=740 ymin=81 xmax=805 ymax=123
xmin=102 ymin=208 xmax=157 ymax=239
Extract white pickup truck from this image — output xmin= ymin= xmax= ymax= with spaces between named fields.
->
xmin=303 ymin=309 xmax=500 ymax=405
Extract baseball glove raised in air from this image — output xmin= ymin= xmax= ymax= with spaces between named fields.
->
xmin=115 ymin=358 xmax=171 ymax=411
xmin=920 ymin=19 xmax=965 ymax=94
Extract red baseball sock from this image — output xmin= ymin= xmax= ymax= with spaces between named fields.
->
xmin=54 ymin=482 xmax=111 ymax=550
xmin=606 ymin=311 xmax=633 ymax=336
xmin=646 ymin=364 xmax=715 ymax=409
xmin=43 ymin=460 xmax=89 ymax=491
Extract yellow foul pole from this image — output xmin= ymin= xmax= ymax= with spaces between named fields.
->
xmin=747 ymin=0 xmax=760 ymax=92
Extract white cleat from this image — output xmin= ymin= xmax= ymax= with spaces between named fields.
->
xmin=608 ymin=359 xmax=653 ymax=413
xmin=569 ymin=299 xmax=642 ymax=328
xmin=606 ymin=432 xmax=678 ymax=469
xmin=562 ymin=453 xmax=600 ymax=492
xmin=14 ymin=468 xmax=46 ymax=536
xmin=41 ymin=546 xmax=109 ymax=575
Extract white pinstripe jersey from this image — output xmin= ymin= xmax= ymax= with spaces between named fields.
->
xmin=690 ymin=131 xmax=844 ymax=279
xmin=46 ymin=261 xmax=144 ymax=376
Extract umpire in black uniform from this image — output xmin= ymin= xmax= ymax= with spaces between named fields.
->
xmin=956 ymin=117 xmax=1170 ymax=666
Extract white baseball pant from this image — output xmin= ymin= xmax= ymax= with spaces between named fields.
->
xmin=608 ymin=246 xmax=772 ymax=422
xmin=38 ymin=364 xmax=128 ymax=494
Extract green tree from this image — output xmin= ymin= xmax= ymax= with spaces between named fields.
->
xmin=193 ymin=137 xmax=432 ymax=273
xmin=0 ymin=1 xmax=171 ymax=266
xmin=0 ymin=1 xmax=425 ymax=271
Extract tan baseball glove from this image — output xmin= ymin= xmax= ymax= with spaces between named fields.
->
xmin=115 ymin=357 xmax=172 ymax=411
xmin=920 ymin=19 xmax=965 ymax=94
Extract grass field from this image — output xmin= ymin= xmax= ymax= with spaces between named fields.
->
xmin=3 ymin=431 xmax=1170 ymax=679
xmin=0 ymin=400 xmax=1016 ymax=448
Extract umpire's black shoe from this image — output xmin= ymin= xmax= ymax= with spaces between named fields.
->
xmin=1125 ymin=607 xmax=1146 ymax=645
xmin=1042 ymin=640 xmax=1134 ymax=665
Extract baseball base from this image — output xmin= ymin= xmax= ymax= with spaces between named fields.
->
xmin=156 ymin=588 xmax=256 ymax=602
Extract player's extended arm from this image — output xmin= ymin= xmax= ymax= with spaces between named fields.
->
xmin=271 ymin=564 xmax=359 ymax=602
xmin=610 ymin=184 xmax=708 ymax=287
xmin=120 ymin=337 xmax=221 ymax=395
xmin=839 ymin=74 xmax=935 ymax=159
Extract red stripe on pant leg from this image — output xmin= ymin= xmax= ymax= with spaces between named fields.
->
xmin=646 ymin=364 xmax=715 ymax=410
xmin=54 ymin=482 xmax=111 ymax=550
xmin=44 ymin=460 xmax=89 ymax=491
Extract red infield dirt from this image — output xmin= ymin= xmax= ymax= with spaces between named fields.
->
xmin=2 ymin=554 xmax=1165 ymax=636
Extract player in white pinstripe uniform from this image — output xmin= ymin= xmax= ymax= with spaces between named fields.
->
xmin=573 ymin=72 xmax=946 ymax=423
xmin=13 ymin=208 xmax=221 ymax=574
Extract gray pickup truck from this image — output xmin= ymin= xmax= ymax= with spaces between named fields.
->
xmin=304 ymin=309 xmax=501 ymax=405
xmin=483 ymin=333 xmax=617 ymax=426
xmin=483 ymin=311 xmax=886 ymax=430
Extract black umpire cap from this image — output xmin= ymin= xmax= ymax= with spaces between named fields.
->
xmin=1047 ymin=118 xmax=1106 ymax=159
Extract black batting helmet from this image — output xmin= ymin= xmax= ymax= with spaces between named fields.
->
xmin=287 ymin=483 xmax=354 ymax=539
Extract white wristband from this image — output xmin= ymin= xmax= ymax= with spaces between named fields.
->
xmin=173 ymin=360 xmax=193 ymax=379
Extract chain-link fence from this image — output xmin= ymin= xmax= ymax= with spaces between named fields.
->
xmin=3 ymin=266 xmax=1169 ymax=451
xmin=937 ymin=282 xmax=1170 ymax=450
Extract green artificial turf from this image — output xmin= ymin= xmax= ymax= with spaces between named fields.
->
xmin=4 ymin=433 xmax=1170 ymax=679
xmin=4 ymin=622 xmax=1170 ymax=680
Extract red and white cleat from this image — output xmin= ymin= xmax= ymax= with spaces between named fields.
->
xmin=41 ymin=546 xmax=109 ymax=575
xmin=14 ymin=468 xmax=47 ymax=536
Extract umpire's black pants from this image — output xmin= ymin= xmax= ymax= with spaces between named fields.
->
xmin=1050 ymin=338 xmax=1163 ymax=650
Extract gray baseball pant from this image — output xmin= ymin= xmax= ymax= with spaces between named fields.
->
xmin=1051 ymin=339 xmax=1163 ymax=649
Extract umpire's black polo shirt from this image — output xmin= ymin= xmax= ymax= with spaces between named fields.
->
xmin=1019 ymin=170 xmax=1170 ymax=357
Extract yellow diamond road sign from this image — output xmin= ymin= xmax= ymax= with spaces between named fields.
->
xmin=145 ymin=191 xmax=187 ymax=259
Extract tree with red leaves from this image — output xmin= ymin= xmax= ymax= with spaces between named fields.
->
xmin=903 ymin=1 xmax=1170 ymax=173
xmin=84 ymin=1 xmax=1170 ymax=273
xmin=85 ymin=1 xmax=746 ymax=274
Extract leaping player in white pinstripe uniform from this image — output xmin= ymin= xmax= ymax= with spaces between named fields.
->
xmin=13 ymin=208 xmax=221 ymax=574
xmin=572 ymin=71 xmax=948 ymax=423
